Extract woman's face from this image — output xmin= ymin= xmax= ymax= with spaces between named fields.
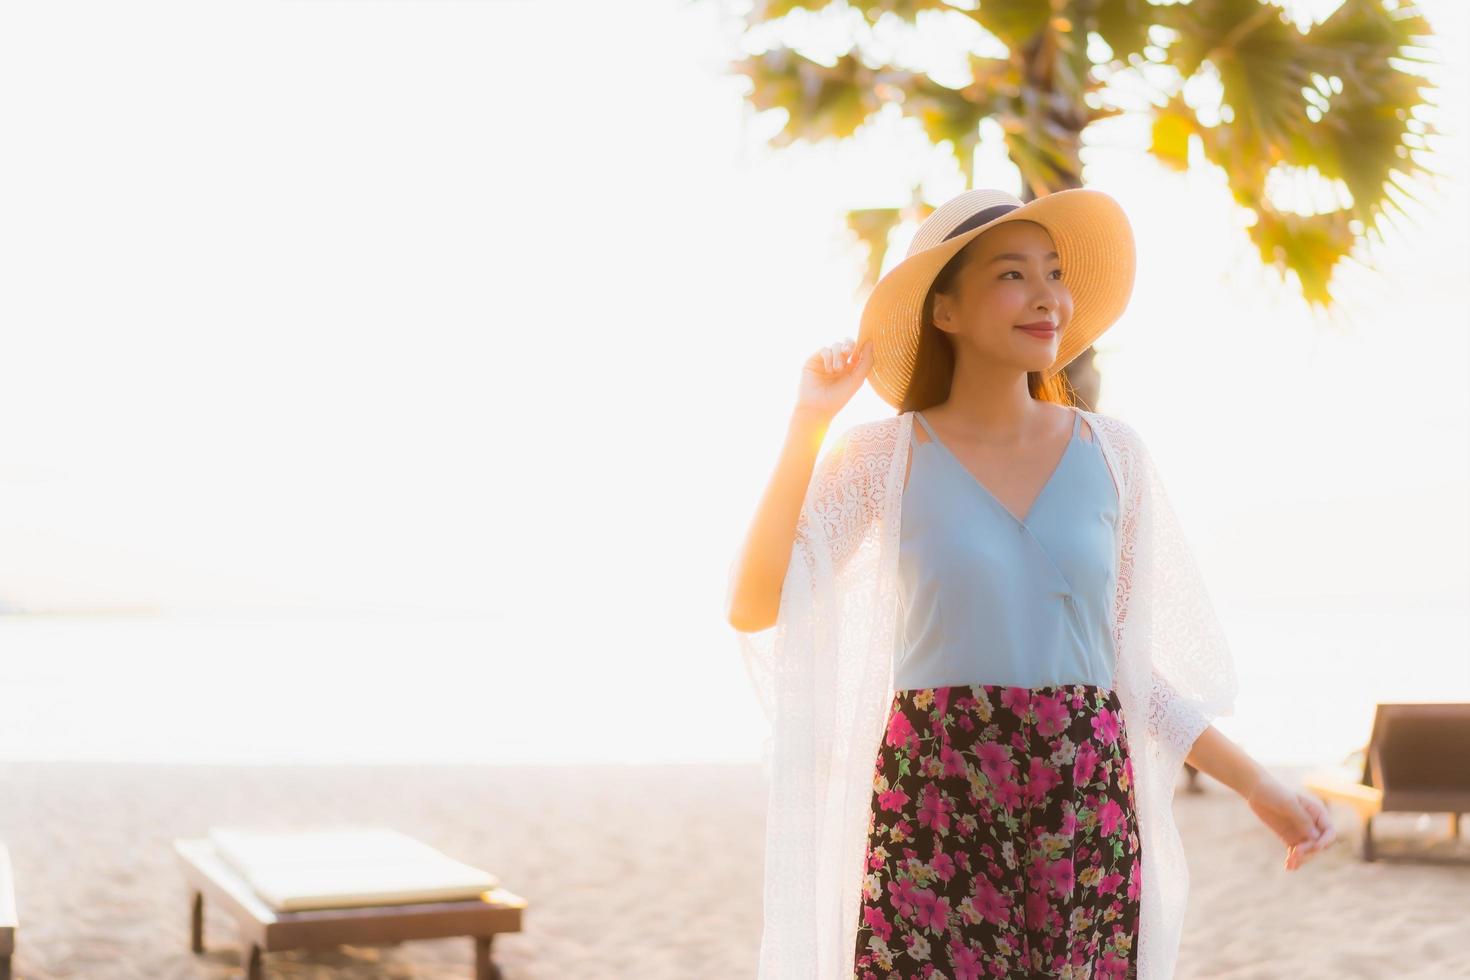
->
xmin=931 ymin=219 xmax=1073 ymax=374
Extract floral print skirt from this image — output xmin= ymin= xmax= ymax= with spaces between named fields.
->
xmin=853 ymin=683 xmax=1143 ymax=980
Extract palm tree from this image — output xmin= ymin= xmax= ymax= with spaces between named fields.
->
xmin=723 ymin=0 xmax=1443 ymax=788
xmin=725 ymin=0 xmax=1444 ymax=411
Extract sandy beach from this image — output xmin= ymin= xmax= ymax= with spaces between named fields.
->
xmin=0 ymin=761 xmax=1466 ymax=979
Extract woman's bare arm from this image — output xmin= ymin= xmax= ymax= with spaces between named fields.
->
xmin=1184 ymin=724 xmax=1262 ymax=796
xmin=724 ymin=409 xmax=832 ymax=634
xmin=726 ymin=338 xmax=873 ymax=634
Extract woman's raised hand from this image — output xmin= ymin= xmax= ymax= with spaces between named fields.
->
xmin=794 ymin=337 xmax=874 ymax=423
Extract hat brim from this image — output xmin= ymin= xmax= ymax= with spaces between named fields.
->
xmin=857 ymin=187 xmax=1136 ymax=409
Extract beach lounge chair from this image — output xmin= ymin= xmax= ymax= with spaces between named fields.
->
xmin=175 ymin=827 xmax=526 ymax=979
xmin=0 ymin=841 xmax=14 ymax=980
xmin=1303 ymin=702 xmax=1470 ymax=861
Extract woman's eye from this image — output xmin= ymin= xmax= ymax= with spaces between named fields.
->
xmin=1000 ymin=270 xmax=1064 ymax=279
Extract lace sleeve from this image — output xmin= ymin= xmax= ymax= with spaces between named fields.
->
xmin=1089 ymin=409 xmax=1241 ymax=980
xmin=796 ymin=421 xmax=890 ymax=579
xmin=731 ymin=413 xmax=907 ymax=978
xmin=736 ymin=417 xmax=895 ymax=731
xmin=1148 ymin=667 xmax=1212 ymax=763
xmin=1105 ymin=414 xmax=1237 ymax=767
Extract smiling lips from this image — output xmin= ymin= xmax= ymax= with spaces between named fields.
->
xmin=1015 ymin=321 xmax=1057 ymax=338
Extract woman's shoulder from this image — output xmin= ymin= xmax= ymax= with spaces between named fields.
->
xmin=827 ymin=408 xmax=1148 ymax=459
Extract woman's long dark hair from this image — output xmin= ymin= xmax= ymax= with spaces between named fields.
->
xmin=898 ymin=228 xmax=1079 ymax=413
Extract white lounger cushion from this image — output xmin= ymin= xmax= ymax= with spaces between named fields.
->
xmin=208 ymin=827 xmax=500 ymax=912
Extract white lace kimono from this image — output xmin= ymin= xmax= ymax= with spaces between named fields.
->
xmin=735 ymin=408 xmax=1239 ymax=980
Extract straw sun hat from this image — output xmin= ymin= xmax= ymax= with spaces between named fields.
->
xmin=856 ymin=187 xmax=1137 ymax=409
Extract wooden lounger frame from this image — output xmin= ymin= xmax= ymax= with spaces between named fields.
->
xmin=1304 ymin=702 xmax=1470 ymax=861
xmin=0 ymin=842 xmax=14 ymax=980
xmin=175 ymin=838 xmax=526 ymax=979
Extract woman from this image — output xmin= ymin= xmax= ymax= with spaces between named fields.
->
xmin=726 ymin=188 xmax=1336 ymax=979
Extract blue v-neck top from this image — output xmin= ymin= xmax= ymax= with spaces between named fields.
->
xmin=894 ymin=406 xmax=1121 ymax=691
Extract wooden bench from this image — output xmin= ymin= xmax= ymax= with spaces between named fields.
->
xmin=175 ymin=837 xmax=526 ymax=979
xmin=0 ymin=842 xmax=14 ymax=980
xmin=1303 ymin=702 xmax=1470 ymax=861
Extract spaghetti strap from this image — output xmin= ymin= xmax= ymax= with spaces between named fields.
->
xmin=1074 ymin=406 xmax=1103 ymax=447
xmin=914 ymin=411 xmax=940 ymax=443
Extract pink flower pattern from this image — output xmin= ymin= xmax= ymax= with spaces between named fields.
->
xmin=854 ymin=683 xmax=1142 ymax=979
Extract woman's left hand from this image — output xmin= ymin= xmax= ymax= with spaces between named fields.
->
xmin=1245 ymin=771 xmax=1338 ymax=871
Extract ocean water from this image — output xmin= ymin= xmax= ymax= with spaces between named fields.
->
xmin=0 ymin=608 xmax=759 ymax=767
xmin=0 ymin=599 xmax=1465 ymax=768
xmin=1213 ymin=597 xmax=1470 ymax=766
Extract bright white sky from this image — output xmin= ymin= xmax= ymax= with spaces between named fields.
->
xmin=0 ymin=0 xmax=1465 ymax=765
